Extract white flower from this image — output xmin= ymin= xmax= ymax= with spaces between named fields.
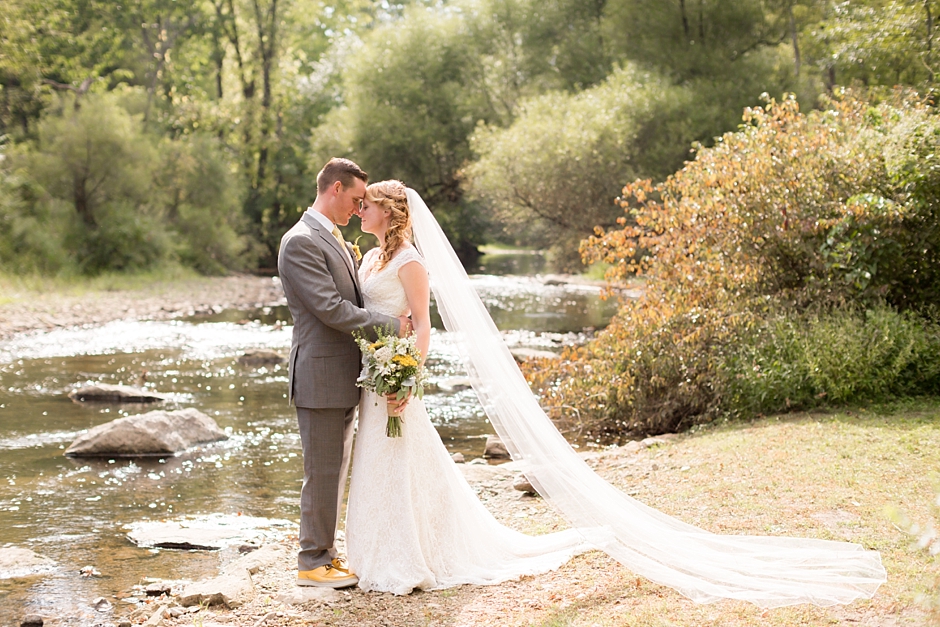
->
xmin=374 ymin=346 xmax=393 ymax=365
xmin=396 ymin=343 xmax=408 ymax=355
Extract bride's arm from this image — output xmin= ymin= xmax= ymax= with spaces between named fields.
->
xmin=399 ymin=260 xmax=431 ymax=362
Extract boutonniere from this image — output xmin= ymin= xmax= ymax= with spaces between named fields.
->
xmin=351 ymin=236 xmax=362 ymax=262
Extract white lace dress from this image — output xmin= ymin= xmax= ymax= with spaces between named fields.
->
xmin=345 ymin=245 xmax=587 ymax=594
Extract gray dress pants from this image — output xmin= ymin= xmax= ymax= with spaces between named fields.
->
xmin=296 ymin=405 xmax=356 ymax=571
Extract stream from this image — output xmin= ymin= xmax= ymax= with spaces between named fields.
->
xmin=0 ymin=251 xmax=620 ymax=624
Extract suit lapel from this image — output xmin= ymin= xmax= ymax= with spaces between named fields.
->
xmin=301 ymin=213 xmax=363 ymax=305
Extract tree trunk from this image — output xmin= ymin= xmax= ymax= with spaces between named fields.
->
xmin=224 ymin=0 xmax=254 ymax=100
xmin=73 ymin=175 xmax=95 ymax=227
xmin=927 ymin=0 xmax=935 ymax=82
xmin=250 ymin=0 xmax=278 ymax=220
xmin=698 ymin=0 xmax=705 ymax=43
xmin=679 ymin=0 xmax=691 ymax=41
xmin=789 ymin=3 xmax=801 ymax=78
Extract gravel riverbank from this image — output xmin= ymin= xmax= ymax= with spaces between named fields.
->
xmin=0 ymin=276 xmax=285 ymax=341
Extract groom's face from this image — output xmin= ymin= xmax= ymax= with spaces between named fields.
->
xmin=331 ymin=178 xmax=367 ymax=226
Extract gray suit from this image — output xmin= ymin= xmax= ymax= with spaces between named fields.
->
xmin=277 ymin=210 xmax=397 ymax=571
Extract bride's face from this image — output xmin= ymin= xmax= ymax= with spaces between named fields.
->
xmin=359 ymin=199 xmax=390 ymax=236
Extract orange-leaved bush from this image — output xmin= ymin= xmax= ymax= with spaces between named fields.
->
xmin=526 ymin=92 xmax=940 ymax=439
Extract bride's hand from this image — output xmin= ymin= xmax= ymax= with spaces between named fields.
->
xmin=386 ymin=391 xmax=411 ymax=414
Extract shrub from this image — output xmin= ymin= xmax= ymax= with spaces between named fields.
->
xmin=155 ymin=134 xmax=252 ymax=274
xmin=0 ymin=166 xmax=70 ymax=273
xmin=527 ymin=92 xmax=940 ymax=437
xmin=12 ymin=94 xmax=167 ymax=273
xmin=2 ymin=94 xmax=251 ymax=275
xmin=725 ymin=305 xmax=940 ymax=417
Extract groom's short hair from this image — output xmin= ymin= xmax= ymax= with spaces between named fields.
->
xmin=317 ymin=158 xmax=368 ymax=193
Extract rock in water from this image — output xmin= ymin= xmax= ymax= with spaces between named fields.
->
xmin=483 ymin=435 xmax=511 ymax=460
xmin=21 ymin=615 xmax=43 ymax=627
xmin=237 ymin=350 xmax=285 ymax=367
xmin=0 ymin=548 xmax=56 ymax=579
xmin=509 ymin=347 xmax=560 ymax=363
xmin=68 ymin=383 xmax=165 ymax=404
xmin=65 ymin=408 xmax=227 ymax=457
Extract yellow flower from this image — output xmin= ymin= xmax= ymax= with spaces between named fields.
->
xmin=370 ymin=341 xmax=385 ymax=351
xmin=391 ymin=354 xmax=418 ymax=368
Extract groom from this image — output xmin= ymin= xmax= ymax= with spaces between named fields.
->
xmin=278 ymin=158 xmax=411 ymax=588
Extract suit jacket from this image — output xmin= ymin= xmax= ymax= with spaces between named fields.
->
xmin=277 ymin=212 xmax=398 ymax=409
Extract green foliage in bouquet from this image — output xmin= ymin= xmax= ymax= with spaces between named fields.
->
xmin=354 ymin=326 xmax=427 ymax=438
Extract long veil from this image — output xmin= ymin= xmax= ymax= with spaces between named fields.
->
xmin=406 ymin=188 xmax=886 ymax=608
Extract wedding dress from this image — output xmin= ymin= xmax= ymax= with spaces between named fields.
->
xmin=345 ymin=245 xmax=588 ymax=594
xmin=386 ymin=188 xmax=885 ymax=608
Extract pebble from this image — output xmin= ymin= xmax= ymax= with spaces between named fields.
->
xmin=451 ymin=452 xmax=465 ymax=463
xmin=92 ymin=596 xmax=112 ymax=611
xmin=513 ymin=474 xmax=537 ymax=494
xmin=79 ymin=565 xmax=102 ymax=577
xmin=21 ymin=615 xmax=42 ymax=627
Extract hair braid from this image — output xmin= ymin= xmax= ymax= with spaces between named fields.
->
xmin=366 ymin=180 xmax=412 ymax=272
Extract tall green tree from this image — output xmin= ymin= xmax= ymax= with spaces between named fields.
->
xmin=807 ymin=0 xmax=938 ymax=87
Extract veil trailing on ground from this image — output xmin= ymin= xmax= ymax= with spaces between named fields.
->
xmin=406 ymin=188 xmax=886 ymax=608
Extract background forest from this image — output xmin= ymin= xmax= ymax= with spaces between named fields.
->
xmin=2 ymin=0 xmax=937 ymax=275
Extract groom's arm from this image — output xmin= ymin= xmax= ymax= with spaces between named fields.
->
xmin=279 ymin=234 xmax=400 ymax=337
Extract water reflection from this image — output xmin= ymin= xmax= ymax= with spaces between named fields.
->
xmin=0 ymin=254 xmax=620 ymax=623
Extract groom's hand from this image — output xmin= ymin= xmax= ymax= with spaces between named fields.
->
xmin=397 ymin=316 xmax=413 ymax=337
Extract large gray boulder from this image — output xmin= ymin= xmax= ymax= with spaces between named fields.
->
xmin=68 ymin=384 xmax=165 ymax=404
xmin=65 ymin=408 xmax=227 ymax=457
xmin=0 ymin=547 xmax=56 ymax=579
xmin=126 ymin=514 xmax=295 ymax=551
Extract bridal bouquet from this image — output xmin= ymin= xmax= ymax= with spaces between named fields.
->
xmin=354 ymin=327 xmax=427 ymax=437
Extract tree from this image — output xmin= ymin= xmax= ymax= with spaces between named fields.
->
xmin=466 ymin=65 xmax=699 ymax=269
xmin=807 ymin=0 xmax=938 ymax=87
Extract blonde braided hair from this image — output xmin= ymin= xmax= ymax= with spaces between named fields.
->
xmin=366 ymin=180 xmax=412 ymax=272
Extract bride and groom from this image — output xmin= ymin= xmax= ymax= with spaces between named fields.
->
xmin=278 ymin=157 xmax=887 ymax=605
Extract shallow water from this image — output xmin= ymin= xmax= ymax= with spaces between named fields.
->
xmin=0 ymin=254 xmax=620 ymax=624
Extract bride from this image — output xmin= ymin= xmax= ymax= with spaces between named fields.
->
xmin=345 ymin=180 xmax=587 ymax=594
xmin=345 ymin=180 xmax=887 ymax=606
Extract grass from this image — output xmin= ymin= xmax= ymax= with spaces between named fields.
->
xmin=0 ymin=264 xmax=206 ymax=305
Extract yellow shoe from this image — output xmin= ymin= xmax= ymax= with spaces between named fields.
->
xmin=331 ymin=557 xmax=353 ymax=575
xmin=297 ymin=564 xmax=359 ymax=588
